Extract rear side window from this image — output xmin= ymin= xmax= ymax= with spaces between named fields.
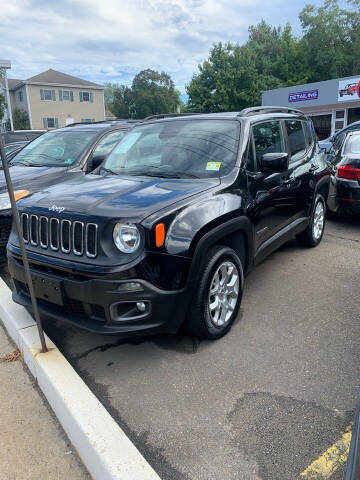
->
xmin=253 ymin=121 xmax=285 ymax=162
xmin=344 ymin=135 xmax=360 ymax=154
xmin=303 ymin=122 xmax=314 ymax=148
xmin=285 ymin=120 xmax=307 ymax=161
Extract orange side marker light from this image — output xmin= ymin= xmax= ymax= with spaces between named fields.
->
xmin=155 ymin=223 xmax=165 ymax=247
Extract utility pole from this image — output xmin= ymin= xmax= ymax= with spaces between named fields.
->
xmin=0 ymin=126 xmax=47 ymax=352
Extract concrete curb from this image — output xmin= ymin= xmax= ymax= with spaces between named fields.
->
xmin=0 ymin=278 xmax=161 ymax=480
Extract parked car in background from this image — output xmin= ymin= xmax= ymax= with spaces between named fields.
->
xmin=0 ymin=121 xmax=133 ymax=261
xmin=8 ymin=107 xmax=330 ymax=339
xmin=327 ymin=130 xmax=360 ymax=215
xmin=319 ymin=121 xmax=360 ymax=153
xmin=0 ymin=142 xmax=28 ymax=167
xmin=2 ymin=130 xmax=46 ymax=145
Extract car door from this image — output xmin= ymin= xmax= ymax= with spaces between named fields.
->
xmin=283 ymin=119 xmax=316 ymax=220
xmin=246 ymin=120 xmax=294 ymax=252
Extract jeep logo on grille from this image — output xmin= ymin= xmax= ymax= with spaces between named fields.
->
xmin=49 ymin=205 xmax=65 ymax=214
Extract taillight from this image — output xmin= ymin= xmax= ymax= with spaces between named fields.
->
xmin=337 ymin=164 xmax=360 ymax=180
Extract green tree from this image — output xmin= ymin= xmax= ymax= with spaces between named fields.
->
xmin=299 ymin=0 xmax=355 ymax=82
xmin=186 ymin=0 xmax=360 ymax=113
xmin=106 ymin=84 xmax=133 ymax=118
xmin=12 ymin=108 xmax=30 ymax=129
xmin=131 ymin=69 xmax=180 ymax=119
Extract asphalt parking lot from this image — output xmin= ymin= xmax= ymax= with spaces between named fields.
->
xmin=2 ymin=216 xmax=360 ymax=480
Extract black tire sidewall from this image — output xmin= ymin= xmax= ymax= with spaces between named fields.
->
xmin=201 ymin=248 xmax=243 ymax=338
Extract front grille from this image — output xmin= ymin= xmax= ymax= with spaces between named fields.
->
xmin=22 ymin=213 xmax=98 ymax=258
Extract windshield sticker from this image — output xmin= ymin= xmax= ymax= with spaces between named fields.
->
xmin=206 ymin=161 xmax=221 ymax=171
xmin=113 ymin=132 xmax=141 ymax=154
xmin=65 ymin=158 xmax=74 ymax=164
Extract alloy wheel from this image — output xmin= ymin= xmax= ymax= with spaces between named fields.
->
xmin=208 ymin=261 xmax=239 ymax=327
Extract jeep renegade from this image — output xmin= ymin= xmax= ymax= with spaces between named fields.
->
xmin=8 ymin=107 xmax=331 ymax=339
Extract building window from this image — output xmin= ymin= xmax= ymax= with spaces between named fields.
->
xmin=348 ymin=107 xmax=360 ymax=125
xmin=79 ymin=91 xmax=93 ymax=102
xmin=40 ymin=89 xmax=56 ymax=101
xmin=18 ymin=90 xmax=23 ymax=102
xmin=59 ymin=90 xmax=74 ymax=102
xmin=43 ymin=117 xmax=59 ymax=129
xmin=81 ymin=118 xmax=95 ymax=123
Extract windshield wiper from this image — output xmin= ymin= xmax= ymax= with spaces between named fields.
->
xmin=125 ymin=170 xmax=199 ymax=179
xmin=100 ymin=166 xmax=119 ymax=176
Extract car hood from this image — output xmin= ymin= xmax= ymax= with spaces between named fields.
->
xmin=18 ymin=174 xmax=220 ymax=221
xmin=0 ymin=165 xmax=67 ymax=193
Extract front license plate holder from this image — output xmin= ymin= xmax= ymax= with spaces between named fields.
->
xmin=32 ymin=274 xmax=63 ymax=306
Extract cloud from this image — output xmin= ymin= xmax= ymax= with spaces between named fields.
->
xmin=0 ymin=0 xmax=339 ymax=92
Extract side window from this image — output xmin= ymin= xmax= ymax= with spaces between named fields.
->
xmin=92 ymin=131 xmax=125 ymax=158
xmin=285 ymin=120 xmax=307 ymax=161
xmin=303 ymin=121 xmax=314 ymax=148
xmin=245 ymin=137 xmax=256 ymax=171
xmin=253 ymin=121 xmax=285 ymax=163
xmin=333 ymin=133 xmax=346 ymax=153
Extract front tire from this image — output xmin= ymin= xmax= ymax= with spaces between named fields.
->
xmin=185 ymin=246 xmax=244 ymax=340
xmin=297 ymin=194 xmax=326 ymax=247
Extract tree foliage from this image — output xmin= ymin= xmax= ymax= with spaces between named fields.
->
xmin=12 ymin=108 xmax=30 ymax=130
xmin=186 ymin=0 xmax=360 ymax=112
xmin=105 ymin=69 xmax=180 ymax=119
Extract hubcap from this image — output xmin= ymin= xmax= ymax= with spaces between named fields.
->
xmin=208 ymin=261 xmax=239 ymax=327
xmin=312 ymin=200 xmax=325 ymax=240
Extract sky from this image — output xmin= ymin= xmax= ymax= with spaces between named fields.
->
xmin=0 ymin=0 xmax=349 ymax=94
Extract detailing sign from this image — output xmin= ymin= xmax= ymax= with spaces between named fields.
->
xmin=288 ymin=89 xmax=319 ymax=103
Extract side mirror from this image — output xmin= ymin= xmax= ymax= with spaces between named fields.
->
xmin=89 ymin=154 xmax=106 ymax=171
xmin=260 ymin=152 xmax=289 ymax=174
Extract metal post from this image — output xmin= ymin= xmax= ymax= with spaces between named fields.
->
xmin=0 ymin=134 xmax=47 ymax=352
xmin=4 ymin=69 xmax=14 ymax=131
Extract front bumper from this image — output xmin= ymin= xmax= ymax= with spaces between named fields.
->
xmin=8 ymin=253 xmax=190 ymax=336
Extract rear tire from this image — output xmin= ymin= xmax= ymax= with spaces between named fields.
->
xmin=185 ymin=245 xmax=244 ymax=340
xmin=297 ymin=194 xmax=326 ymax=247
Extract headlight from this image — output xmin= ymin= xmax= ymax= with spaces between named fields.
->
xmin=113 ymin=222 xmax=140 ymax=253
xmin=0 ymin=190 xmax=29 ymax=210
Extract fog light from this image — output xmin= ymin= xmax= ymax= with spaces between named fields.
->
xmin=136 ymin=302 xmax=146 ymax=312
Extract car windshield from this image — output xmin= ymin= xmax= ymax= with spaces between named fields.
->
xmin=103 ymin=119 xmax=240 ymax=179
xmin=10 ymin=130 xmax=98 ymax=167
xmin=345 ymin=135 xmax=360 ymax=154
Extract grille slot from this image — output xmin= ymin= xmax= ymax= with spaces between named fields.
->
xmin=30 ymin=215 xmax=38 ymax=245
xmin=39 ymin=216 xmax=49 ymax=248
xmin=61 ymin=220 xmax=71 ymax=253
xmin=50 ymin=218 xmax=59 ymax=251
xmin=86 ymin=223 xmax=98 ymax=258
xmin=22 ymin=214 xmax=29 ymax=244
xmin=21 ymin=213 xmax=98 ymax=258
xmin=73 ymin=221 xmax=84 ymax=256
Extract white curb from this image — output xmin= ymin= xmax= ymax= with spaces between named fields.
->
xmin=0 ymin=278 xmax=161 ymax=480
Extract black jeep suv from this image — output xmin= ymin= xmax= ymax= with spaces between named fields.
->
xmin=0 ymin=121 xmax=132 ymax=261
xmin=8 ymin=107 xmax=330 ymax=339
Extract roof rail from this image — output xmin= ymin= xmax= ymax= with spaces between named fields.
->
xmin=239 ymin=106 xmax=305 ymax=117
xmin=144 ymin=113 xmax=199 ymax=121
xmin=65 ymin=119 xmax=140 ymax=127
